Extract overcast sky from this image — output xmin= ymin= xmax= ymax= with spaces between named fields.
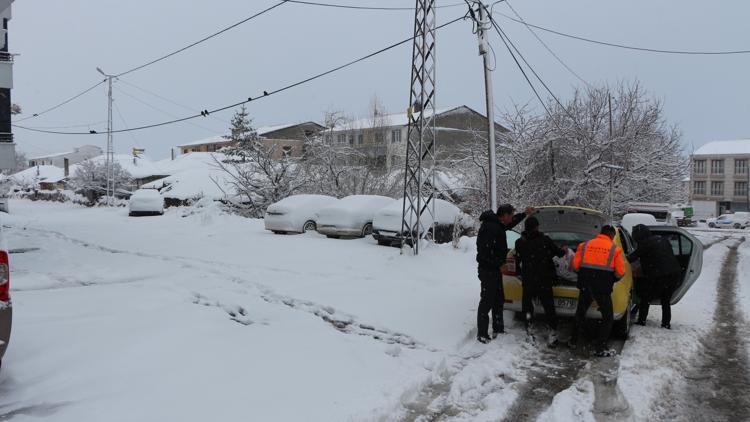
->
xmin=10 ymin=0 xmax=750 ymax=160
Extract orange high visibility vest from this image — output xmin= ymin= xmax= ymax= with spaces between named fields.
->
xmin=572 ymin=234 xmax=626 ymax=279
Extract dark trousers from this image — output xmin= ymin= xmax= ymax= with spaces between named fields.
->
xmin=477 ymin=269 xmax=504 ymax=337
xmin=638 ymin=273 xmax=680 ymax=326
xmin=522 ymin=278 xmax=558 ymax=330
xmin=574 ymin=288 xmax=613 ymax=350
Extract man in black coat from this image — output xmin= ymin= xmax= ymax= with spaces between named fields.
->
xmin=514 ymin=216 xmax=567 ymax=344
xmin=475 ymin=204 xmax=532 ymax=343
xmin=628 ymin=224 xmax=683 ymax=329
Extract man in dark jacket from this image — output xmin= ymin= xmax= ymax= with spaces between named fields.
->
xmin=475 ymin=204 xmax=532 ymax=343
xmin=514 ymin=216 xmax=567 ymax=345
xmin=628 ymin=224 xmax=682 ymax=329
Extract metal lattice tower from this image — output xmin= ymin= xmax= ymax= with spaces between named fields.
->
xmin=98 ymin=68 xmax=115 ymax=206
xmin=400 ymin=0 xmax=437 ymax=255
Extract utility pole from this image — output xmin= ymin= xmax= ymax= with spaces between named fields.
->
xmin=608 ymin=94 xmax=613 ymax=139
xmin=97 ymin=67 xmax=115 ymax=206
xmin=400 ymin=0 xmax=437 ymax=255
xmin=473 ymin=1 xmax=497 ymax=211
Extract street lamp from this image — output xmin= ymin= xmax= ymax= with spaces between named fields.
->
xmin=97 ymin=67 xmax=115 ymax=205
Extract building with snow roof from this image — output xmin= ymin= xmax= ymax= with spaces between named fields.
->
xmin=324 ymin=105 xmax=507 ymax=170
xmin=690 ymin=139 xmax=750 ymax=217
xmin=28 ymin=145 xmax=103 ymax=168
xmin=177 ymin=122 xmax=325 ymax=158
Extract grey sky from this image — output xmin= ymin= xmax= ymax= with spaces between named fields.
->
xmin=11 ymin=0 xmax=750 ymax=159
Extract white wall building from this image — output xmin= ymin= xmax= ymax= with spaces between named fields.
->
xmin=28 ymin=145 xmax=103 ymax=168
xmin=690 ymin=139 xmax=750 ymax=217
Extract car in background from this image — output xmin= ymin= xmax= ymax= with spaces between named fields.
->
xmin=708 ymin=212 xmax=749 ymax=229
xmin=128 ymin=189 xmax=164 ymax=217
xmin=316 ymin=195 xmax=395 ymax=238
xmin=621 ymin=213 xmax=658 ymax=234
xmin=372 ymin=198 xmax=462 ymax=246
xmin=264 ymin=194 xmax=338 ymax=234
xmin=0 ymin=223 xmax=11 ymax=369
xmin=501 ymin=206 xmax=703 ymax=339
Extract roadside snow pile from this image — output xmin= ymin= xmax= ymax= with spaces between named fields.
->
xmin=146 ymin=153 xmax=231 ymax=201
xmin=536 ymin=379 xmax=596 ymax=422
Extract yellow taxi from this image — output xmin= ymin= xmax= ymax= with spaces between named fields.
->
xmin=500 ymin=206 xmax=703 ymax=338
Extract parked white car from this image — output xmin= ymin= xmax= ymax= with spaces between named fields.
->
xmin=128 ymin=189 xmax=164 ymax=216
xmin=264 ymin=194 xmax=338 ymax=234
xmin=707 ymin=212 xmax=749 ymax=229
xmin=372 ymin=198 xmax=461 ymax=246
xmin=621 ymin=213 xmax=658 ymax=234
xmin=316 ymin=195 xmax=395 ymax=238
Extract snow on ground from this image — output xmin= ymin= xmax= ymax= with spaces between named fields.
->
xmin=616 ymin=230 xmax=742 ymax=420
xmin=738 ymin=237 xmax=750 ymax=358
xmin=0 ymin=199 xmax=537 ymax=421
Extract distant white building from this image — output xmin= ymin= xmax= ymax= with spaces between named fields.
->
xmin=28 ymin=145 xmax=103 ymax=168
xmin=690 ymin=139 xmax=750 ymax=217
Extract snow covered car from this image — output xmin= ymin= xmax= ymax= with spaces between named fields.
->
xmin=128 ymin=189 xmax=164 ymax=217
xmin=501 ymin=206 xmax=703 ymax=339
xmin=620 ymin=213 xmax=658 ymax=234
xmin=0 ymin=223 xmax=11 ymax=368
xmin=316 ymin=195 xmax=395 ymax=238
xmin=372 ymin=198 xmax=462 ymax=246
xmin=264 ymin=194 xmax=338 ymax=234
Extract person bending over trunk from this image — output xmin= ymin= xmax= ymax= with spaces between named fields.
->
xmin=628 ymin=224 xmax=682 ymax=329
xmin=475 ymin=204 xmax=533 ymax=343
xmin=514 ymin=216 xmax=567 ymax=346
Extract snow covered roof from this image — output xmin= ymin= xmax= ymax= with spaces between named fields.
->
xmin=72 ymin=154 xmax=167 ymax=179
xmin=145 ymin=152 xmax=231 ymax=200
xmin=11 ymin=165 xmax=66 ymax=185
xmin=28 ymin=145 xmax=102 ymax=160
xmin=693 ymin=139 xmax=750 ymax=156
xmin=336 ymin=106 xmax=460 ymax=131
xmin=177 ymin=123 xmax=317 ymax=148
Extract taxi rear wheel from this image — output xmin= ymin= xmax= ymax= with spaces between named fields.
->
xmin=613 ymin=292 xmax=634 ymax=340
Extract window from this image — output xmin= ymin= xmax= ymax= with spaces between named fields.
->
xmin=349 ymin=135 xmax=354 ymax=146
xmin=375 ymin=132 xmax=384 ymax=143
xmin=711 ymin=159 xmax=724 ymax=175
xmin=391 ymin=130 xmax=401 ymax=144
xmin=693 ymin=181 xmax=706 ymax=195
xmin=357 ymin=133 xmax=364 ymax=145
xmin=735 ymin=159 xmax=748 ymax=175
xmin=693 ymin=160 xmax=706 ymax=174
xmin=711 ymin=181 xmax=724 ymax=196
xmin=735 ymin=181 xmax=748 ymax=197
xmin=337 ymin=134 xmax=346 ymax=145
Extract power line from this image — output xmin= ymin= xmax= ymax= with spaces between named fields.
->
xmin=13 ymin=80 xmax=105 ymax=122
xmin=286 ymin=0 xmax=463 ymax=10
xmin=118 ymin=79 xmax=230 ymax=125
xmin=115 ymin=1 xmax=289 ymax=77
xmin=502 ymin=0 xmax=591 ymax=87
xmin=12 ymin=14 xmax=468 ymax=136
xmin=494 ymin=11 xmax=750 ymax=55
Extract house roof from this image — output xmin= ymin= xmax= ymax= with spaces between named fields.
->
xmin=177 ymin=122 xmax=323 ymax=148
xmin=11 ymin=165 xmax=67 ymax=185
xmin=72 ymin=154 xmax=167 ymax=179
xmin=28 ymin=145 xmax=102 ymax=161
xmin=329 ymin=105 xmax=503 ymax=132
xmin=693 ymin=139 xmax=750 ymax=156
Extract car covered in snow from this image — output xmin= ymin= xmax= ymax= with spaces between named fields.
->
xmin=0 ymin=223 xmax=11 ymax=368
xmin=371 ymin=198 xmax=462 ymax=246
xmin=501 ymin=206 xmax=703 ymax=338
xmin=707 ymin=212 xmax=749 ymax=229
xmin=620 ymin=213 xmax=658 ymax=235
xmin=316 ymin=195 xmax=395 ymax=238
xmin=128 ymin=189 xmax=164 ymax=217
xmin=264 ymin=194 xmax=338 ymax=234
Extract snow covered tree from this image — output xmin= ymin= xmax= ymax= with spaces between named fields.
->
xmin=69 ymin=159 xmax=134 ymax=205
xmin=222 ymin=105 xmax=259 ymax=159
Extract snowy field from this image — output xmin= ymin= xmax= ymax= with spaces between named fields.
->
xmin=0 ymin=200 xmax=747 ymax=421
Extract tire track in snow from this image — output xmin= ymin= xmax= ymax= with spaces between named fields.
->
xmin=652 ymin=238 xmax=750 ymax=421
xmin=15 ymin=226 xmax=432 ymax=351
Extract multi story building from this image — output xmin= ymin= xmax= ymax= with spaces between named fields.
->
xmin=324 ymin=105 xmax=506 ymax=170
xmin=690 ymin=139 xmax=750 ymax=217
xmin=0 ymin=0 xmax=15 ymax=170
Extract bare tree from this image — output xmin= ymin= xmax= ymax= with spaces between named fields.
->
xmin=69 ymin=159 xmax=134 ymax=205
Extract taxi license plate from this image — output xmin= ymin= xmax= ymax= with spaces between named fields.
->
xmin=535 ymin=297 xmax=577 ymax=310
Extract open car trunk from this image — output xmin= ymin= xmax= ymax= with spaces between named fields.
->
xmin=513 ymin=207 xmax=609 ymax=287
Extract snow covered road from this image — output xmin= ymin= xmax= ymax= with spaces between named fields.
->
xmin=0 ymin=200 xmax=748 ymax=421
